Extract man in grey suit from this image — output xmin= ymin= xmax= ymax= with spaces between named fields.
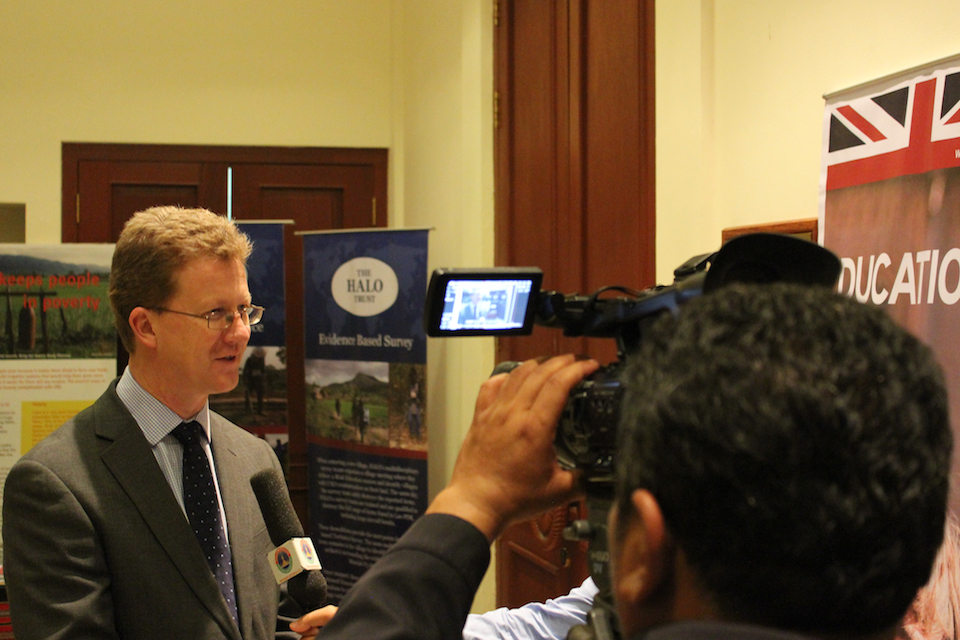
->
xmin=3 ymin=207 xmax=295 ymax=639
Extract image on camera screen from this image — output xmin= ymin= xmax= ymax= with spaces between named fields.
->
xmin=438 ymin=278 xmax=535 ymax=333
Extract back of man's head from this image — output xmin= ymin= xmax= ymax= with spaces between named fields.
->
xmin=616 ymin=282 xmax=952 ymax=634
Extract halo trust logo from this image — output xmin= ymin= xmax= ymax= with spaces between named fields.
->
xmin=331 ymin=257 xmax=399 ymax=317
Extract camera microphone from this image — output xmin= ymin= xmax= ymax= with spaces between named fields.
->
xmin=250 ymin=469 xmax=328 ymax=612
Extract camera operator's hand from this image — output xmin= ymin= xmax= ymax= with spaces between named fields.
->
xmin=427 ymin=354 xmax=599 ymax=542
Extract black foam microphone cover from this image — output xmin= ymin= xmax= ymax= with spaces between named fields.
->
xmin=250 ymin=469 xmax=328 ymax=611
xmin=251 ymin=469 xmax=304 ymax=542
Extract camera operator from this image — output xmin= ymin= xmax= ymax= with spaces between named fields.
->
xmin=296 ymin=281 xmax=951 ymax=640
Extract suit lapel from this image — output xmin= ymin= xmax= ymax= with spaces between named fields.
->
xmin=94 ymin=389 xmax=242 ymax=640
xmin=211 ymin=417 xmax=264 ymax=637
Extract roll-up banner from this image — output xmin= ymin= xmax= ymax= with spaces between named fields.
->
xmin=820 ymin=53 xmax=960 ymax=515
xmin=211 ymin=221 xmax=291 ymax=470
xmin=300 ymin=228 xmax=429 ymax=602
xmin=0 ymin=243 xmax=116 ymax=556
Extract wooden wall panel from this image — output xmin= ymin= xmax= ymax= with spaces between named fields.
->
xmin=494 ymin=0 xmax=655 ymax=608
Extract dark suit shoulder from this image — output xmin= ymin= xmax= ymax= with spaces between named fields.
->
xmin=16 ymin=382 xmax=128 ymax=466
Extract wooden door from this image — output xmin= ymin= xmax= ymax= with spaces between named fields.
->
xmin=62 ymin=142 xmax=388 ymax=522
xmin=63 ymin=144 xmax=387 ymax=242
xmin=494 ymin=0 xmax=656 ymax=608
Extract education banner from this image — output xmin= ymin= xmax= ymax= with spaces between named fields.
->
xmin=301 ymin=228 xmax=429 ymax=602
xmin=210 ymin=221 xmax=291 ymax=471
xmin=820 ymin=54 xmax=960 ymax=515
xmin=0 ymin=243 xmax=116 ymax=555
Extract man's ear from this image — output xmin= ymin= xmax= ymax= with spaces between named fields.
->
xmin=615 ymin=489 xmax=670 ymax=605
xmin=128 ymin=307 xmax=158 ymax=350
xmin=633 ymin=490 xmax=671 ymax=595
xmin=612 ymin=488 xmax=677 ymax=637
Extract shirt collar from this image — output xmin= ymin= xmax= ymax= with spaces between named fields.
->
xmin=116 ymin=367 xmax=211 ymax=446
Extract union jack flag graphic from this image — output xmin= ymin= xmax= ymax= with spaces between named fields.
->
xmin=824 ymin=67 xmax=960 ymax=191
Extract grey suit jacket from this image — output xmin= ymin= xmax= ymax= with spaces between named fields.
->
xmin=2 ymin=380 xmax=286 ymax=640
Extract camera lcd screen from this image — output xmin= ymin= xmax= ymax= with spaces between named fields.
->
xmin=424 ymin=268 xmax=542 ymax=337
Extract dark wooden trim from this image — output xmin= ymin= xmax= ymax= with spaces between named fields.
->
xmin=640 ymin=0 xmax=656 ymax=277
xmin=722 ymin=217 xmax=819 ymax=245
xmin=493 ymin=0 xmax=513 ymax=270
xmin=62 ymin=142 xmax=388 ymax=164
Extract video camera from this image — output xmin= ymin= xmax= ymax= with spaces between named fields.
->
xmin=426 ymin=233 xmax=841 ymax=489
xmin=424 ymin=233 xmax=841 ymax=640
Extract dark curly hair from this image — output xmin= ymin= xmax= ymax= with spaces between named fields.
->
xmin=616 ymin=282 xmax=951 ymax=634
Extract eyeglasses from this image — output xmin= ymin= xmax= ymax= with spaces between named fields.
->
xmin=151 ymin=304 xmax=265 ymax=330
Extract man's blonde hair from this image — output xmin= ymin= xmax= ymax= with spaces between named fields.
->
xmin=108 ymin=206 xmax=253 ymax=353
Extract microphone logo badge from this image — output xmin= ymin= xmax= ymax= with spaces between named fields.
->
xmin=274 ymin=547 xmax=294 ymax=574
xmin=300 ymin=539 xmax=317 ymax=564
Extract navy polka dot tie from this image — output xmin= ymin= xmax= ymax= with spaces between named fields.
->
xmin=173 ymin=421 xmax=239 ymax=625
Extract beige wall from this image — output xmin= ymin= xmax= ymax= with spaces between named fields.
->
xmin=396 ymin=1 xmax=498 ymax=611
xmin=3 ymin=0 xmax=959 ymax=615
xmin=656 ymin=0 xmax=960 ymax=282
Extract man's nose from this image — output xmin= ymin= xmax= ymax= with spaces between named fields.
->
xmin=223 ymin=312 xmax=251 ymax=341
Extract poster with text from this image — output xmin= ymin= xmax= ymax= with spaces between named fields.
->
xmin=302 ymin=228 xmax=428 ymax=603
xmin=210 ymin=221 xmax=291 ymax=471
xmin=820 ymin=54 xmax=960 ymax=516
xmin=0 ymin=243 xmax=116 ymax=556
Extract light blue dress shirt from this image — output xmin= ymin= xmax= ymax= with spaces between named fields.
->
xmin=462 ymin=577 xmax=599 ymax=640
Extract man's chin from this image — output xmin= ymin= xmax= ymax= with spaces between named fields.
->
xmin=213 ymin=372 xmax=241 ymax=395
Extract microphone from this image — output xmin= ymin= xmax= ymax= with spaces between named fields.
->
xmin=250 ymin=469 xmax=328 ymax=612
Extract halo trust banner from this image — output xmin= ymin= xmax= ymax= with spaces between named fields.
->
xmin=820 ymin=54 xmax=960 ymax=515
xmin=301 ymin=228 xmax=429 ymax=602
